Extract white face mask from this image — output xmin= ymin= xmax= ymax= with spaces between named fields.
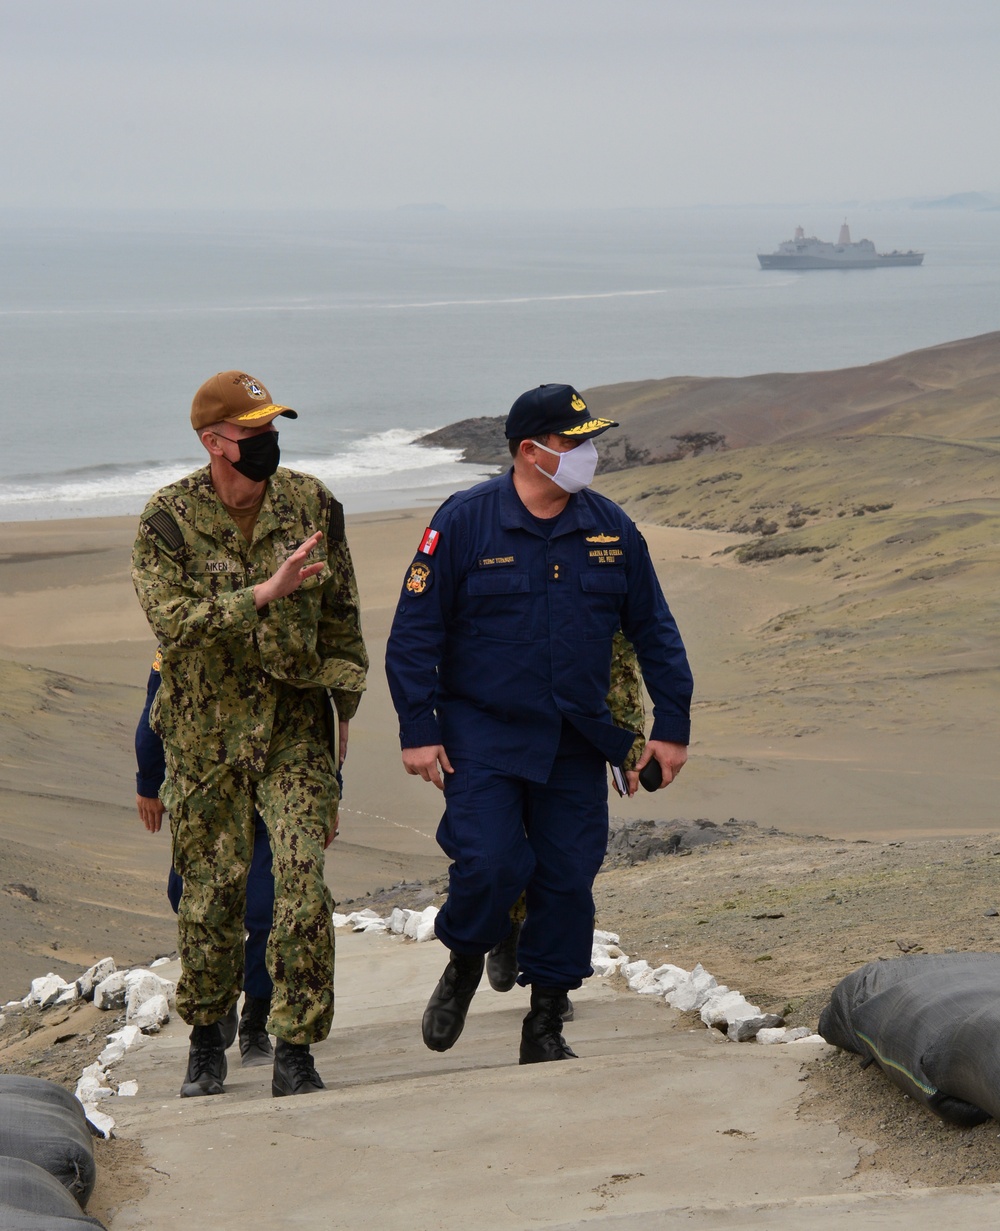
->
xmin=531 ymin=438 xmax=599 ymax=494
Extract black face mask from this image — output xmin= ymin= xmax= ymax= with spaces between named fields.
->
xmin=228 ymin=431 xmax=280 ymax=482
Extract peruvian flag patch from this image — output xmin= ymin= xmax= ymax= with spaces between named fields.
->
xmin=418 ymin=527 xmax=440 ymax=556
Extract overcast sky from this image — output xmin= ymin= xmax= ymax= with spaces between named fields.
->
xmin=3 ymin=0 xmax=998 ymax=210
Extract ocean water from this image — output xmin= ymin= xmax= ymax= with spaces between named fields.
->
xmin=1 ymin=205 xmax=998 ymax=520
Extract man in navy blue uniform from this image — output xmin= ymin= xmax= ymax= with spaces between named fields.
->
xmin=385 ymin=384 xmax=693 ymax=1064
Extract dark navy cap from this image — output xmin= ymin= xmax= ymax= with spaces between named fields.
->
xmin=504 ymin=384 xmax=618 ymax=440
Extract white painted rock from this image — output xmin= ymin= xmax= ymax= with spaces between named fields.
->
xmin=30 ymin=974 xmax=72 ymax=1009
xmin=77 ymin=957 xmax=116 ymax=1000
xmin=76 ymin=1063 xmax=113 ymax=1103
xmin=98 ymin=1040 xmax=126 ymax=1066
xmin=622 ymin=959 xmax=650 ymax=979
xmin=94 ymin=971 xmax=128 ymax=1011
xmin=100 ymin=1024 xmax=143 ymax=1065
xmin=753 ymin=1024 xmax=793 ymax=1043
xmin=700 ymin=988 xmax=758 ymax=1029
xmin=82 ymin=1105 xmax=116 ymax=1139
xmin=591 ymin=952 xmax=627 ymax=977
xmin=131 ymin=993 xmax=170 ymax=1033
xmin=117 ymin=1081 xmax=138 ymax=1097
xmin=593 ymin=930 xmax=621 ymax=947
xmin=665 ymin=964 xmax=718 ymax=1013
xmin=646 ymin=964 xmax=691 ymax=996
xmin=388 ymin=908 xmax=409 ymax=934
xmin=125 ymin=971 xmax=174 ymax=1020
xmin=415 ymin=914 xmax=438 ymax=942
xmin=727 ymin=1014 xmax=784 ymax=1042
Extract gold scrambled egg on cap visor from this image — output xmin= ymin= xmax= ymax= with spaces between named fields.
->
xmin=559 ymin=417 xmax=617 ymax=437
xmin=227 ymin=403 xmax=297 ymax=424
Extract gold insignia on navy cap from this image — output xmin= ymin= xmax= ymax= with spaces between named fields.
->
xmin=504 ymin=383 xmax=618 ymax=440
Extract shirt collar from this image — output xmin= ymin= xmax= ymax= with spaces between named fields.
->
xmin=498 ymin=468 xmax=596 ymax=538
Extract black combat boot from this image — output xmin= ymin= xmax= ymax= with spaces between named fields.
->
xmin=219 ymin=1002 xmax=239 ymax=1049
xmin=559 ymin=994 xmax=575 ymax=1023
xmin=180 ymin=1020 xmax=229 ymax=1097
xmin=486 ymin=921 xmax=520 ymax=993
xmin=239 ymin=993 xmax=274 ymax=1067
xmin=271 ymin=1040 xmax=326 ymax=1097
xmin=519 ymin=986 xmax=578 ymax=1064
xmin=421 ymin=951 xmax=485 ymax=1051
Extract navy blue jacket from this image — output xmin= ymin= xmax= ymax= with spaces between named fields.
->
xmin=136 ymin=659 xmax=166 ymax=797
xmin=385 ymin=470 xmax=693 ymax=783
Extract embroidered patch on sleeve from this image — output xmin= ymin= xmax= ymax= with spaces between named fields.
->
xmin=406 ymin=562 xmax=433 ymax=594
xmin=144 ymin=508 xmax=183 ymax=552
xmin=418 ymin=527 xmax=440 ymax=556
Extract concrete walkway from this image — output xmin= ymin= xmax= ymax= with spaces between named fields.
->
xmin=107 ymin=932 xmax=1000 ymax=1229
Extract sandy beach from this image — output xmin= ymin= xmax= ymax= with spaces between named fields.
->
xmin=2 ymin=462 xmax=999 ymax=1224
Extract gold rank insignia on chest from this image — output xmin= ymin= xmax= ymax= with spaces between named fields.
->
xmin=585 ymin=532 xmax=624 ymax=564
xmin=406 ymin=562 xmax=432 ymax=594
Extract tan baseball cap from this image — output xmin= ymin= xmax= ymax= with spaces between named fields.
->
xmin=190 ymin=371 xmax=298 ymax=431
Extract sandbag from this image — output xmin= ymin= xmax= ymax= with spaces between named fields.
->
xmin=0 ymin=1157 xmax=106 ymax=1229
xmin=0 ymin=1077 xmax=97 ymax=1205
xmin=819 ymin=953 xmax=1000 ymax=1126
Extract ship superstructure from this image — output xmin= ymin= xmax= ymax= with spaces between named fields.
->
xmin=758 ymin=224 xmax=924 ymax=269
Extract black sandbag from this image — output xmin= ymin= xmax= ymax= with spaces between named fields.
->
xmin=819 ymin=952 xmax=1000 ymax=1052
xmin=0 ymin=1157 xmax=106 ymax=1229
xmin=819 ymin=953 xmax=1000 ymax=1127
xmin=0 ymin=1077 xmax=97 ymax=1206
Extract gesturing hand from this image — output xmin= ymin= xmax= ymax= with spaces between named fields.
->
xmin=254 ymin=531 xmax=325 ymax=609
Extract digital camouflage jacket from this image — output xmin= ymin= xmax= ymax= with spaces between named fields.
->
xmin=131 ymin=465 xmax=368 ymax=773
xmin=608 ymin=630 xmax=645 ymax=772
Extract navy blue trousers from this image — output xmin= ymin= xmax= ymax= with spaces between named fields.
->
xmin=167 ymin=809 xmax=275 ymax=1001
xmin=434 ymin=750 xmax=609 ymax=990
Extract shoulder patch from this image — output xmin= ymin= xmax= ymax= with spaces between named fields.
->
xmin=328 ymin=497 xmax=345 ymax=544
xmin=405 ymin=562 xmax=433 ymax=595
xmin=144 ymin=509 xmax=184 ymax=552
xmin=418 ymin=527 xmax=440 ymax=555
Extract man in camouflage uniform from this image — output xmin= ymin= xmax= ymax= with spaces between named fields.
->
xmin=131 ymin=370 xmax=367 ymax=1098
xmin=486 ymin=630 xmax=646 ymax=1000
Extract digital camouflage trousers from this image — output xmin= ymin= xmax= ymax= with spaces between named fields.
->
xmin=166 ymin=715 xmax=339 ymax=1045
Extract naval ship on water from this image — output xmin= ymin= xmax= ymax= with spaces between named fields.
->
xmin=758 ymin=223 xmax=924 ymax=270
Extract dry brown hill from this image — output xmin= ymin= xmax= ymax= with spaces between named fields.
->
xmin=588 ymin=330 xmax=1000 ymax=468
xmin=593 ymin=331 xmax=1000 ymax=748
